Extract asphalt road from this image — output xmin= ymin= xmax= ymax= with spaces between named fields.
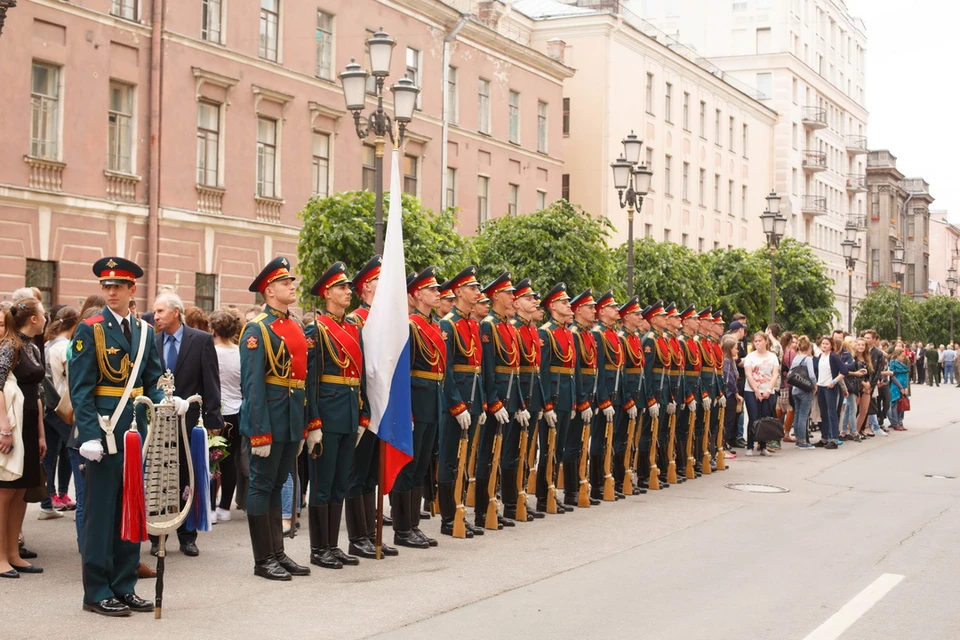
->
xmin=6 ymin=384 xmax=960 ymax=640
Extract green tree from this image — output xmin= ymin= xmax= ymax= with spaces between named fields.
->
xmin=297 ymin=190 xmax=474 ymax=305
xmin=767 ymin=238 xmax=838 ymax=337
xmin=472 ymin=200 xmax=618 ymax=295
xmin=701 ymin=248 xmax=769 ymax=322
xmin=910 ymin=294 xmax=957 ymax=344
xmin=852 ymin=285 xmax=924 ymax=341
xmin=612 ymin=237 xmax=712 ymax=306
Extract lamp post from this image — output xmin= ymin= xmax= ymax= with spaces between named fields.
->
xmin=841 ymin=221 xmax=862 ymax=333
xmin=948 ymin=265 xmax=957 ymax=345
xmin=892 ymin=240 xmax=905 ymax=339
xmin=339 ymin=30 xmax=420 ymax=254
xmin=760 ymin=192 xmax=786 ymax=325
xmin=611 ymin=131 xmax=653 ymax=296
xmin=0 ymin=0 xmax=16 ymax=38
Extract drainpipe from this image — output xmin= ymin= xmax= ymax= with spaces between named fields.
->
xmin=440 ymin=16 xmax=468 ymax=211
xmin=146 ymin=0 xmax=165 ymax=306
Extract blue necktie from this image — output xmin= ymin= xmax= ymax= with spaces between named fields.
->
xmin=166 ymin=335 xmax=179 ymax=373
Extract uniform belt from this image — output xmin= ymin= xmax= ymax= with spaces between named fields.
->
xmin=266 ymin=376 xmax=306 ymax=389
xmin=495 ymin=366 xmax=520 ymax=375
xmin=518 ymin=366 xmax=539 ymax=374
xmin=93 ymin=386 xmax=143 ymax=398
xmin=320 ymin=375 xmax=360 ymax=387
xmin=684 ymin=371 xmax=701 ymax=377
xmin=453 ymin=365 xmax=480 ymax=374
xmin=411 ymin=370 xmax=444 ymax=381
xmin=653 ymin=367 xmax=666 ymax=374
xmin=604 ymin=364 xmax=622 ymax=371
xmin=581 ymin=368 xmax=597 ymax=376
xmin=549 ymin=366 xmax=574 ymax=374
xmin=625 ymin=368 xmax=643 ymax=374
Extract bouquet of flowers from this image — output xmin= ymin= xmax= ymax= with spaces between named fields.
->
xmin=208 ymin=434 xmax=229 ymax=480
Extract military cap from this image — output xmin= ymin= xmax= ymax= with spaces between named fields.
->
xmin=643 ymin=300 xmax=667 ymax=321
xmin=596 ymin=290 xmax=617 ymax=309
xmin=438 ymin=282 xmax=456 ymax=300
xmin=248 ymin=256 xmax=295 ymax=293
xmin=619 ymin=296 xmax=642 ymax=318
xmin=448 ymin=266 xmax=480 ymax=290
xmin=513 ymin=278 xmax=535 ymax=298
xmin=679 ymin=304 xmax=698 ymax=321
xmin=570 ymin=288 xmax=596 ymax=312
xmin=482 ymin=271 xmax=515 ymax=297
xmin=477 ymin=292 xmax=490 ymax=304
xmin=713 ymin=310 xmax=725 ymax=325
xmin=94 ymin=257 xmax=144 ymax=286
xmin=352 ymin=255 xmax=382 ymax=291
xmin=408 ymin=266 xmax=441 ymax=294
xmin=542 ymin=282 xmax=570 ymax=308
xmin=698 ymin=306 xmax=714 ymax=321
xmin=310 ymin=261 xmax=351 ymax=297
xmin=532 ymin=291 xmax=542 ymax=301
xmin=664 ymin=301 xmax=679 ymax=317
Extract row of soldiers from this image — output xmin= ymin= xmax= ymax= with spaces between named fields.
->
xmin=239 ymin=255 xmax=732 ymax=582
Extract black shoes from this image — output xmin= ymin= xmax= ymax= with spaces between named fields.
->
xmin=149 ymin=542 xmax=160 ymax=557
xmin=11 ymin=564 xmax=42 ymax=574
xmin=440 ymin=520 xmax=475 ymax=538
xmin=0 ymin=569 xmax=18 ymax=579
xmin=118 ymin=593 xmax=154 ymax=613
xmin=413 ymin=528 xmax=438 ymax=547
xmin=824 ymin=441 xmax=839 ymax=450
xmin=349 ymin=538 xmax=378 ymax=559
xmin=180 ymin=541 xmax=200 ymax=557
xmin=395 ymin=530 xmax=429 ymax=549
xmin=329 ymin=547 xmax=360 ymax=566
xmin=83 ymin=597 xmax=131 ymax=617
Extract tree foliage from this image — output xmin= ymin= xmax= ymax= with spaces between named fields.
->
xmin=855 ymin=287 xmax=957 ymax=343
xmin=472 ymin=200 xmax=617 ymax=295
xmin=613 ymin=237 xmax=710 ymax=306
xmin=771 ymin=237 xmax=839 ymax=337
xmin=700 ymin=248 xmax=769 ymax=323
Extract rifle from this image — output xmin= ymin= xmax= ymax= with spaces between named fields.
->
xmin=647 ymin=413 xmax=660 ymax=490
xmin=701 ymin=404 xmax=713 ymax=475
xmin=429 ymin=459 xmax=439 ymax=516
xmin=526 ymin=421 xmax=539 ymax=495
xmin=685 ymin=405 xmax=697 ymax=480
xmin=485 ymin=370 xmax=514 ymax=529
xmin=603 ymin=363 xmax=620 ymax=501
xmin=515 ymin=371 xmax=529 ymax=522
xmin=452 ymin=427 xmax=469 ymax=539
xmin=715 ymin=403 xmax=727 ymax=471
xmin=623 ymin=415 xmax=636 ymax=495
xmin=465 ymin=372 xmax=480 ymax=508
xmin=666 ymin=411 xmax=678 ymax=484
xmin=545 ymin=425 xmax=558 ymax=514
xmin=578 ymin=353 xmax=599 ymax=508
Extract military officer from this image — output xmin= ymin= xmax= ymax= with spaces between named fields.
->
xmin=639 ymin=302 xmax=668 ymax=489
xmin=677 ymin=305 xmax=702 ymax=480
xmin=512 ymin=278 xmax=546 ymax=519
xmin=71 ymin=258 xmax=167 ymax=615
xmin=438 ymin=266 xmax=485 ymax=538
xmin=471 ymin=291 xmax=490 ymax=324
xmin=436 ymin=285 xmax=455 ymax=323
xmin=616 ymin=296 xmax=647 ymax=496
xmin=306 ymin=262 xmax=370 ymax=569
xmin=709 ymin=311 xmax=729 ymax=460
xmin=663 ymin=303 xmax=685 ymax=485
xmin=237 ymin=258 xmax=313 ymax=582
xmin=591 ymin=290 xmax=623 ymax=501
xmin=394 ymin=267 xmax=445 ymax=548
xmin=536 ymin=284 xmax=572 ymax=514
xmin=568 ymin=289 xmax=600 ymax=508
xmin=694 ymin=307 xmax=717 ymax=474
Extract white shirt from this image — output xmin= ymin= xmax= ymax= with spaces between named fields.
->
xmin=743 ymin=350 xmax=779 ymax=394
xmin=216 ymin=344 xmax=242 ymax=415
xmin=106 ymin=306 xmax=132 ymax=327
xmin=817 ymin=356 xmax=834 ymax=387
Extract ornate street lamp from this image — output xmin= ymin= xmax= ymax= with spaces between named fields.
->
xmin=610 ymin=130 xmax=653 ymax=295
xmin=841 ymin=220 xmax=862 ymax=333
xmin=0 ymin=0 xmax=17 ymax=38
xmin=948 ymin=265 xmax=957 ymax=345
xmin=339 ymin=29 xmax=420 ymax=254
xmin=892 ymin=240 xmax=905 ymax=338
xmin=761 ymin=192 xmax=787 ymax=325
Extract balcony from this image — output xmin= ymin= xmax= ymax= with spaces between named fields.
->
xmin=846 ymin=213 xmax=867 ymax=229
xmin=255 ymin=195 xmax=283 ymax=223
xmin=845 ymin=173 xmax=866 ymax=193
xmin=801 ymin=106 xmax=827 ymax=130
xmin=846 ymin=135 xmax=868 ymax=155
xmin=197 ymin=185 xmax=225 ymax=215
xmin=104 ymin=171 xmax=140 ymax=203
xmin=24 ymin=156 xmax=65 ymax=192
xmin=802 ymin=150 xmax=826 ymax=173
xmin=801 ymin=195 xmax=827 ymax=216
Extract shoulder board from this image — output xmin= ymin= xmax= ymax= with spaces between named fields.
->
xmin=571 ymin=326 xmax=579 ymax=333
xmin=482 ymin=316 xmax=495 ymax=324
xmin=442 ymin=312 xmax=455 ymax=322
xmin=83 ymin=314 xmax=104 ymax=326
xmin=252 ymin=312 xmax=268 ymax=323
xmin=539 ymin=322 xmax=551 ymax=331
xmin=345 ymin=316 xmax=360 ymax=326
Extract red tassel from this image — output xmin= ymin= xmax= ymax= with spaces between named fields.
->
xmin=121 ymin=429 xmax=149 ymax=543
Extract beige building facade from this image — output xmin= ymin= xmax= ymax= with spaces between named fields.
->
xmin=929 ymin=211 xmax=959 ymax=296
xmin=0 ymin=0 xmax=571 ymax=309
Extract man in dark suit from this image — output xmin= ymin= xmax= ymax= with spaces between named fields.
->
xmin=150 ymin=292 xmax=223 ymax=557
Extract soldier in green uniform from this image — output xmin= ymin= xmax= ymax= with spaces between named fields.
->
xmin=536 ymin=284 xmax=573 ymax=513
xmin=71 ymin=258 xmax=166 ymax=615
xmin=590 ymin=291 xmax=623 ymax=501
xmin=566 ymin=289 xmax=600 ymax=508
xmin=393 ymin=267 xmax=444 ymax=547
xmin=677 ymin=305 xmax=701 ymax=480
xmin=616 ymin=297 xmax=647 ymax=496
xmin=305 ymin=262 xmax=370 ymax=569
xmin=512 ymin=278 xmax=546 ymax=519
xmin=639 ymin=302 xmax=668 ymax=489
xmin=708 ymin=311 xmax=729 ymax=463
xmin=436 ymin=285 xmax=455 ymax=323
xmin=663 ymin=303 xmax=685 ymax=485
xmin=438 ymin=267 xmax=485 ymax=538
xmin=238 ymin=257 xmax=313 ymax=582
xmin=694 ymin=308 xmax=716 ymax=474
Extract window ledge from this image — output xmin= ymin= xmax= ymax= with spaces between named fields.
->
xmin=255 ymin=195 xmax=284 ymax=223
xmin=24 ymin=156 xmax=66 ymax=192
xmin=197 ymin=184 xmax=226 ymax=215
xmin=104 ymin=171 xmax=141 ymax=203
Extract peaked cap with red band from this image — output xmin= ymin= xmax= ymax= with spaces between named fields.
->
xmin=596 ymin=290 xmax=617 ymax=309
xmin=513 ymin=278 xmax=534 ymax=298
xmin=713 ymin=310 xmax=725 ymax=325
xmin=664 ymin=301 xmax=679 ymax=318
xmin=642 ymin=300 xmax=666 ymax=321
xmin=570 ymin=288 xmax=596 ymax=312
xmin=249 ymin=256 xmax=295 ymax=294
xmin=619 ymin=296 xmax=641 ymax=318
xmin=679 ymin=304 xmax=698 ymax=321
xmin=698 ymin=306 xmax=714 ymax=321
xmin=407 ymin=266 xmax=441 ymax=294
xmin=352 ymin=254 xmax=382 ymax=291
xmin=93 ymin=256 xmax=143 ymax=286
xmin=448 ymin=266 xmax=480 ymax=291
xmin=310 ymin=261 xmax=351 ymax=297
xmin=542 ymin=282 xmax=570 ymax=308
xmin=482 ymin=271 xmax=515 ymax=297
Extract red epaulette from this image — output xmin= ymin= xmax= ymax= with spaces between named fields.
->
xmin=83 ymin=314 xmax=104 ymax=326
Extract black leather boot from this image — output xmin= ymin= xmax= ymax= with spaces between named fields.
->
xmin=438 ymin=481 xmax=474 ymax=538
xmin=269 ymin=508 xmax=309 ymax=576
xmin=329 ymin=503 xmax=360 ymax=565
xmin=411 ymin=487 xmax=437 ymax=547
xmin=345 ymin=496 xmax=377 ymax=559
xmin=249 ymin=513 xmax=291 ymax=581
xmin=562 ymin=463 xmax=578 ymax=508
xmin=393 ymin=490 xmax=429 ymax=548
xmin=590 ymin=455 xmax=603 ymax=501
xmin=309 ymin=505 xmax=342 ymax=570
xmin=363 ymin=492 xmax=398 ymax=556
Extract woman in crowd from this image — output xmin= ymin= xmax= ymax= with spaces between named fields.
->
xmin=721 ymin=337 xmax=741 ymax=459
xmin=210 ymin=310 xmax=242 ymax=521
xmin=885 ymin=347 xmax=910 ymax=432
xmin=0 ymin=298 xmax=48 ymax=577
xmin=840 ymin=337 xmax=870 ymax=441
xmin=743 ymin=332 xmax=780 ymax=456
xmin=184 ymin=306 xmax=210 ymax=333
xmin=778 ymin=332 xmax=796 ymax=443
xmin=815 ymin=335 xmax=846 ymax=450
xmin=789 ymin=336 xmax=817 ymax=449
xmin=854 ymin=337 xmax=876 ymax=437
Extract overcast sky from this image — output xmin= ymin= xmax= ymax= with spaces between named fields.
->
xmin=846 ymin=0 xmax=959 ymax=219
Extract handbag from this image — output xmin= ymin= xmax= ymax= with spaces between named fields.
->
xmin=891 ymin=375 xmax=910 ymax=412
xmin=786 ymin=357 xmax=815 ymax=393
xmin=0 ymin=372 xmax=25 ymax=482
xmin=754 ymin=416 xmax=784 ymax=441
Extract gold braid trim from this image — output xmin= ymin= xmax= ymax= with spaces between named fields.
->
xmin=315 ymin=321 xmax=352 ymax=370
xmin=601 ymin=330 xmax=623 ymax=367
xmin=452 ymin=320 xmax=477 ymax=360
xmin=410 ymin=320 xmax=442 ymax=369
xmin=93 ymin=323 xmax=131 ymax=384
xmin=259 ymin=321 xmax=291 ymax=379
xmin=546 ymin=328 xmax=574 ymax=365
xmin=491 ymin=322 xmax=519 ymax=367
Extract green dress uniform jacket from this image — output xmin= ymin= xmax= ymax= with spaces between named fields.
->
xmin=590 ymin=322 xmax=623 ymax=457
xmin=438 ymin=306 xmax=484 ymax=483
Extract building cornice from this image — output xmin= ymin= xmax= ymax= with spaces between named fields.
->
xmin=160 ymin=207 xmax=301 ymax=237
xmin=0 ymin=185 xmax=148 ymax=220
xmin=31 ymin=0 xmax=152 ymax=36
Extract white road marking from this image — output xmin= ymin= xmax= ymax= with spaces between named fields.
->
xmin=802 ymin=573 xmax=905 ymax=640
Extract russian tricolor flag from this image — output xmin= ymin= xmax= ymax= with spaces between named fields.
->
xmin=363 ymin=148 xmax=414 ymax=495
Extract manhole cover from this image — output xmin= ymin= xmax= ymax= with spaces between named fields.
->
xmin=725 ymin=483 xmax=789 ymax=493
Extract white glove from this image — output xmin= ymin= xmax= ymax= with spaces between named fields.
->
xmin=686 ymin=400 xmax=697 ymax=412
xmin=648 ymin=404 xmax=660 ymax=420
xmin=702 ymin=397 xmax=713 ymax=411
xmin=580 ymin=407 xmax=594 ymax=423
xmin=455 ymin=411 xmax=471 ymax=431
xmin=494 ymin=407 xmax=510 ymax=425
xmin=356 ymin=425 xmax=365 ymax=445
xmin=627 ymin=406 xmax=638 ymax=420
xmin=718 ymin=396 xmax=727 ymax=408
xmin=544 ymin=410 xmax=558 ymax=428
xmin=252 ymin=444 xmax=271 ymax=458
xmin=602 ymin=406 xmax=615 ymax=421
xmin=297 ymin=440 xmax=305 ymax=456
xmin=478 ymin=412 xmax=487 ymax=426
xmin=79 ymin=440 xmax=104 ymax=462
xmin=515 ymin=409 xmax=531 ymax=428
xmin=666 ymin=402 xmax=677 ymax=415
xmin=172 ymin=396 xmax=190 ymax=416
xmin=308 ymin=429 xmax=323 ymax=448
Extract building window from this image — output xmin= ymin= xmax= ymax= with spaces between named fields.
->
xmin=682 ymin=162 xmax=689 ymax=200
xmin=202 ymin=0 xmax=222 ymax=43
xmin=259 ymin=0 xmax=280 ymax=61
xmin=728 ymin=116 xmax=735 ymax=151
xmin=698 ymin=168 xmax=705 ymax=206
xmin=699 ymin=101 xmax=706 ymax=138
xmin=361 ymin=144 xmax=376 ymax=192
xmin=663 ymin=228 xmax=671 ymax=243
xmin=195 ymin=273 xmax=217 ymax=314
xmin=405 ymin=47 xmax=421 ymax=109
xmin=682 ymin=92 xmax=690 ymax=130
xmin=537 ymin=101 xmax=548 ymax=153
xmin=107 ymin=82 xmax=134 ymax=174
xmin=508 ymin=90 xmax=521 ymax=144
xmin=311 ymin=132 xmax=330 ymax=197
xmin=741 ymin=185 xmax=748 ymax=220
xmin=664 ymin=155 xmax=672 ymax=196
xmin=562 ymin=97 xmax=570 ymax=136
xmin=537 ymin=189 xmax=546 ymax=210
xmin=446 ymin=167 xmax=457 ymax=209
xmin=681 ymin=233 xmax=688 ymax=247
xmin=664 ymin=83 xmax=672 ymax=122
xmin=25 ymin=260 xmax=57 ymax=307
xmin=907 ymin=211 xmax=916 ymax=238
xmin=447 ymin=66 xmax=458 ymax=124
xmin=196 ymin=101 xmax=221 ymax=187
xmin=478 ymin=78 xmax=491 ymax=134
xmin=728 ymin=180 xmax=734 ymax=214
xmin=713 ymin=173 xmax=720 ymax=210
xmin=645 ymin=73 xmax=654 ymax=114
xmin=792 ymin=123 xmax=798 ymax=149
xmin=645 ymin=147 xmax=654 ymax=168
xmin=742 ymin=123 xmax=749 ymax=157
xmin=561 ymin=174 xmax=570 ymax=201
xmin=757 ymin=72 xmax=772 ymax=99
xmin=30 ymin=63 xmax=60 ymax=160
xmin=477 ymin=176 xmax=489 ymax=227
xmin=256 ymin=117 xmax=278 ymax=198
xmin=715 ymin=109 xmax=722 ymax=145
xmin=316 ymin=11 xmax=334 ymax=80
xmin=508 ymin=184 xmax=519 ymax=215
xmin=111 ymin=0 xmax=136 ymax=20
xmin=871 ymin=248 xmax=879 ymax=282
xmin=698 ymin=238 xmax=705 ymax=253
xmin=403 ymin=154 xmax=418 ymax=195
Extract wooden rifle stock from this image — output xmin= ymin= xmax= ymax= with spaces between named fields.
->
xmin=465 ymin=417 xmax=481 ymax=508
xmin=602 ymin=418 xmax=616 ymax=501
xmin=516 ymin=426 xmax=529 ymax=522
xmin=701 ymin=406 xmax=713 ymax=474
xmin=485 ymin=425 xmax=503 ymax=530
xmin=623 ymin=416 xmax=636 ymax=495
xmin=430 ymin=458 xmax=440 ymax=515
xmin=557 ymin=462 xmax=564 ymax=490
xmin=545 ymin=427 xmax=558 ymax=514
xmin=452 ymin=430 xmax=469 ymax=539
xmin=715 ymin=404 xmax=727 ymax=471
xmin=647 ymin=415 xmax=661 ymax=490
xmin=685 ymin=408 xmax=697 ymax=480
xmin=578 ymin=422 xmax=591 ymax=507
xmin=526 ymin=422 xmax=539 ymax=495
xmin=666 ymin=413 xmax=678 ymax=484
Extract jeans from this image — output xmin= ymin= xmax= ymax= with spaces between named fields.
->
xmin=888 ymin=403 xmax=902 ymax=428
xmin=67 ymin=448 xmax=87 ymax=553
xmin=867 ymin=414 xmax=882 ymax=433
xmin=792 ymin=392 xmax=814 ymax=444
xmin=281 ymin=473 xmax=301 ymax=520
xmin=839 ymin=394 xmax=858 ymax=436
xmin=817 ymin=385 xmax=840 ymax=442
xmin=744 ymin=391 xmax=775 ymax=451
xmin=40 ymin=413 xmax=72 ymax=509
xmin=945 ymin=362 xmax=955 ymax=385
